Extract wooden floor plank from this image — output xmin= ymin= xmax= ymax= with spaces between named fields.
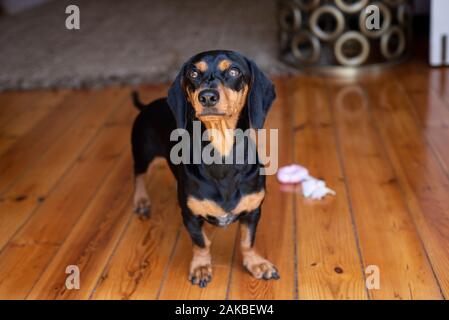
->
xmin=429 ymin=68 xmax=449 ymax=108
xmin=291 ymin=77 xmax=367 ymax=299
xmin=0 ymin=90 xmax=68 ymax=155
xmin=227 ymin=79 xmax=296 ymax=299
xmin=0 ymin=88 xmax=124 ymax=195
xmin=0 ymin=90 xmax=91 ymax=193
xmin=0 ymin=96 xmax=137 ymax=299
xmin=327 ymin=80 xmax=442 ymax=299
xmin=91 ymin=158 xmax=180 ymax=300
xmin=27 ymin=153 xmax=134 ymax=299
xmin=0 ymin=91 xmax=41 ymax=129
xmin=393 ymin=64 xmax=449 ymax=175
xmin=0 ymin=87 xmax=129 ymax=250
xmin=362 ymin=74 xmax=449 ymax=298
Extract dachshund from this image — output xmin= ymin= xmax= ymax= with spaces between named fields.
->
xmin=131 ymin=50 xmax=278 ymax=287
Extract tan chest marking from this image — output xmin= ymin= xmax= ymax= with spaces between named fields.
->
xmin=187 ymin=190 xmax=265 ymax=218
xmin=203 ymin=119 xmax=236 ymax=156
xmin=232 ymin=191 xmax=265 ymax=215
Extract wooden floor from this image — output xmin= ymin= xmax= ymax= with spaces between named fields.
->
xmin=0 ymin=59 xmax=448 ymax=300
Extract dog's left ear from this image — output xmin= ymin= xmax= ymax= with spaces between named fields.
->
xmin=167 ymin=64 xmax=188 ymax=129
xmin=245 ymin=58 xmax=276 ymax=129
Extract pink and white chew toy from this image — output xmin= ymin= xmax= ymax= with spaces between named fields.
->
xmin=276 ymin=164 xmax=336 ymax=200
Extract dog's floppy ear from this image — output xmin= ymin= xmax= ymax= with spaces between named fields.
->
xmin=245 ymin=58 xmax=276 ymax=129
xmin=167 ymin=64 xmax=188 ymax=129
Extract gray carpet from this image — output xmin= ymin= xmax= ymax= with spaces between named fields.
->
xmin=0 ymin=0 xmax=295 ymax=90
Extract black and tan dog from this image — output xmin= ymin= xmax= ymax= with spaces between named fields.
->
xmin=131 ymin=50 xmax=278 ymax=287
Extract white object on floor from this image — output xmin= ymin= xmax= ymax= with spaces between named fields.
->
xmin=277 ymin=164 xmax=336 ymax=200
xmin=301 ymin=178 xmax=336 ymax=200
xmin=430 ymin=0 xmax=449 ymax=66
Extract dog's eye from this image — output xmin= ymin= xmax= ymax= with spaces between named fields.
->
xmin=189 ymin=70 xmax=199 ymax=79
xmin=228 ymin=67 xmax=240 ymax=77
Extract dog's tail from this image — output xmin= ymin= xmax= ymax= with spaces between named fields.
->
xmin=132 ymin=91 xmax=146 ymax=111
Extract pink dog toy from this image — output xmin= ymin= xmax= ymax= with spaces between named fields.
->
xmin=276 ymin=164 xmax=309 ymax=184
xmin=277 ymin=164 xmax=336 ymax=200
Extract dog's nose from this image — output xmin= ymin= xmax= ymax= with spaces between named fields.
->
xmin=198 ymin=89 xmax=219 ymax=107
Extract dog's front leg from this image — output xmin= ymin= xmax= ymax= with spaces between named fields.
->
xmin=239 ymin=208 xmax=280 ymax=280
xmin=183 ymin=213 xmax=212 ymax=288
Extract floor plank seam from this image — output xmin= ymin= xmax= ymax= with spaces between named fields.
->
xmin=155 ymin=226 xmax=182 ymax=300
xmin=22 ymin=142 xmax=131 ymax=299
xmin=363 ymin=83 xmax=446 ymax=300
xmin=88 ymin=206 xmax=135 ymax=300
xmin=289 ymin=87 xmax=299 ymax=300
xmin=393 ymin=73 xmax=449 ymax=182
xmin=224 ymin=227 xmax=238 ymax=300
xmin=291 ymin=176 xmax=299 ymax=300
xmin=324 ymin=80 xmax=371 ymax=300
xmin=434 ymin=88 xmax=449 ymax=113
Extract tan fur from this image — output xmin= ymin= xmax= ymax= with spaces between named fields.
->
xmin=187 ymin=84 xmax=248 ymax=155
xmin=240 ymin=224 xmax=277 ymax=279
xmin=187 ymin=197 xmax=227 ymax=218
xmin=189 ymin=230 xmax=212 ymax=283
xmin=194 ymin=61 xmax=208 ymax=72
xmin=240 ymin=223 xmax=252 ymax=251
xmin=187 ymin=84 xmax=248 ymax=119
xmin=232 ymin=190 xmax=265 ymax=214
xmin=218 ymin=59 xmax=232 ymax=71
xmin=203 ymin=119 xmax=236 ymax=155
xmin=187 ymin=190 xmax=265 ymax=218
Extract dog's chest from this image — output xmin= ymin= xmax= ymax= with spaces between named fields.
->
xmin=184 ymin=162 xmax=265 ymax=218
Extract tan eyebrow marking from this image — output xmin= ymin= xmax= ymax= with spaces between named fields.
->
xmin=194 ymin=61 xmax=208 ymax=72
xmin=218 ymin=59 xmax=232 ymax=71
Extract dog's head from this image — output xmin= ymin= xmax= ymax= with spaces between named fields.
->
xmin=167 ymin=50 xmax=275 ymax=129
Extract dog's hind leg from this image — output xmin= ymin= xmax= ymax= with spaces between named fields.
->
xmin=131 ymin=123 xmax=158 ymax=218
xmin=133 ymin=172 xmax=151 ymax=218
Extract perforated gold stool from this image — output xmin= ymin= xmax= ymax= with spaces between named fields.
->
xmin=278 ymin=0 xmax=413 ymax=76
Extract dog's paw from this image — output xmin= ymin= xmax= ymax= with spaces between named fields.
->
xmin=189 ymin=264 xmax=212 ymax=288
xmin=133 ymin=196 xmax=151 ymax=219
xmin=244 ymin=255 xmax=280 ymax=280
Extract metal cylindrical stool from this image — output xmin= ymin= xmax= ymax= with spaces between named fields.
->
xmin=278 ymin=0 xmax=413 ymax=75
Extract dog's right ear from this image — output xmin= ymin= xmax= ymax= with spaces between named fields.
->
xmin=167 ymin=65 xmax=188 ymax=129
